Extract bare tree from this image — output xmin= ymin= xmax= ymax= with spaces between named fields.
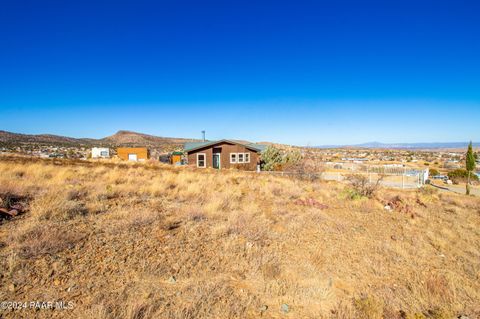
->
xmin=346 ymin=173 xmax=384 ymax=198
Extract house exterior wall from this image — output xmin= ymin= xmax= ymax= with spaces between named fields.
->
xmin=186 ymin=142 xmax=260 ymax=170
xmin=91 ymin=147 xmax=110 ymax=158
xmin=117 ymin=148 xmax=149 ymax=161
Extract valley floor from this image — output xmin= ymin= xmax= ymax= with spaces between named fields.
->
xmin=0 ymin=156 xmax=479 ymax=318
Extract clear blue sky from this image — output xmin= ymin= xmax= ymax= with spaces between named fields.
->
xmin=1 ymin=0 xmax=479 ymax=145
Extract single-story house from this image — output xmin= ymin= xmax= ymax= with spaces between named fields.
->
xmin=184 ymin=140 xmax=266 ymax=171
xmin=91 ymin=147 xmax=110 ymax=159
xmin=117 ymin=147 xmax=149 ymax=161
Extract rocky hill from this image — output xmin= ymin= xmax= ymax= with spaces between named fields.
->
xmin=0 ymin=130 xmax=94 ymax=146
xmin=100 ymin=130 xmax=196 ymax=147
xmin=0 ymin=130 xmax=197 ymax=148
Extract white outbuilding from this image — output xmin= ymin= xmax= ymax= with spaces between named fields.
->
xmin=91 ymin=147 xmax=110 ymax=159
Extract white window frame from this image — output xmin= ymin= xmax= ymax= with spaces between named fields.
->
xmin=230 ymin=153 xmax=237 ymax=164
xmin=238 ymin=153 xmax=244 ymax=163
xmin=196 ymin=153 xmax=206 ymax=168
xmin=245 ymin=152 xmax=250 ymax=163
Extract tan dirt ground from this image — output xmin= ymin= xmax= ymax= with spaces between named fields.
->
xmin=0 ymin=156 xmax=479 ymax=318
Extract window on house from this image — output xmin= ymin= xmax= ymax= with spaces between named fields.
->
xmin=238 ymin=153 xmax=244 ymax=163
xmin=100 ymin=151 xmax=108 ymax=157
xmin=230 ymin=153 xmax=237 ymax=163
xmin=197 ymin=153 xmax=206 ymax=168
xmin=245 ymin=153 xmax=250 ymax=163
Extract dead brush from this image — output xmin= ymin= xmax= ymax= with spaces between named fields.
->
xmin=294 ymin=197 xmax=329 ymax=209
xmin=129 ymin=210 xmax=162 ymax=229
xmin=159 ymin=279 xmax=261 ymax=319
xmin=30 ymin=191 xmax=88 ymax=221
xmin=331 ymin=300 xmax=356 ymax=319
xmin=14 ymin=170 xmax=25 ymax=178
xmin=186 ymin=209 xmax=207 ymax=222
xmin=417 ymin=186 xmax=438 ymax=196
xmin=12 ymin=223 xmax=85 ymax=259
xmin=345 ymin=174 xmax=384 ymax=199
xmin=353 ymin=295 xmax=384 ymax=319
xmin=438 ymin=194 xmax=465 ymax=208
xmin=126 ymin=301 xmax=154 ymax=319
xmin=227 ymin=213 xmax=269 ymax=244
xmin=425 ymin=273 xmax=455 ymax=305
xmin=6 ymin=251 xmax=20 ymax=277
xmin=66 ymin=188 xmax=88 ymax=201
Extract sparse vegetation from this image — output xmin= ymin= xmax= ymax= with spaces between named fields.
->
xmin=260 ymin=146 xmax=301 ymax=171
xmin=345 ymin=173 xmax=383 ymax=198
xmin=428 ymin=168 xmax=440 ymax=177
xmin=448 ymin=168 xmax=479 ymax=184
xmin=466 ymin=141 xmax=476 ymax=195
xmin=0 ymin=156 xmax=479 ymax=318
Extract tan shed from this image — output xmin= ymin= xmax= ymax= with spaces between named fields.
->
xmin=117 ymin=147 xmax=149 ymax=161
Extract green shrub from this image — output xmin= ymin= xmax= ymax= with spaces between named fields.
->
xmin=260 ymin=146 xmax=302 ymax=171
xmin=342 ymin=188 xmax=363 ymax=200
xmin=447 ymin=169 xmax=479 ymax=184
xmin=260 ymin=146 xmax=283 ymax=171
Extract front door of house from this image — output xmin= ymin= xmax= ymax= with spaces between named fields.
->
xmin=212 ymin=153 xmax=220 ymax=169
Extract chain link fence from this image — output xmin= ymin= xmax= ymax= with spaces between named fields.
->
xmin=260 ymin=162 xmax=429 ymax=189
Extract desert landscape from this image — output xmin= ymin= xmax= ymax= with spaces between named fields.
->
xmin=2 ymin=1 xmax=480 ymax=318
xmin=0 ymin=155 xmax=479 ymax=318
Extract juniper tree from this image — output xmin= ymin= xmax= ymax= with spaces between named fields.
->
xmin=261 ymin=146 xmax=302 ymax=171
xmin=261 ymin=146 xmax=283 ymax=171
xmin=465 ymin=141 xmax=476 ymax=195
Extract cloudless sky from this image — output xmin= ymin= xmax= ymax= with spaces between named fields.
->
xmin=1 ymin=0 xmax=479 ymax=145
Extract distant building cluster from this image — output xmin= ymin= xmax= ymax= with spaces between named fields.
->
xmin=86 ymin=140 xmax=266 ymax=171
xmin=1 ymin=137 xmax=478 ymax=175
xmin=0 ymin=139 xmax=267 ymax=171
xmin=302 ymin=147 xmax=473 ymax=170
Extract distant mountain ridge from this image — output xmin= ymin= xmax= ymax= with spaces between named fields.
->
xmin=0 ymin=130 xmax=198 ymax=148
xmin=0 ymin=130 xmax=95 ymax=145
xmin=102 ymin=130 xmax=197 ymax=146
xmin=1 ymin=130 xmax=477 ymax=150
xmin=314 ymin=141 xmax=479 ymax=149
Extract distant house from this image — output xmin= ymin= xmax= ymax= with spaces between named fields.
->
xmin=341 ymin=157 xmax=368 ymax=162
xmin=117 ymin=147 xmax=149 ymax=161
xmin=184 ymin=140 xmax=266 ymax=171
xmin=91 ymin=147 xmax=110 ymax=159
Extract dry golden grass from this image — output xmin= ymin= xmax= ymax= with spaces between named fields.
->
xmin=0 ymin=156 xmax=479 ymax=318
